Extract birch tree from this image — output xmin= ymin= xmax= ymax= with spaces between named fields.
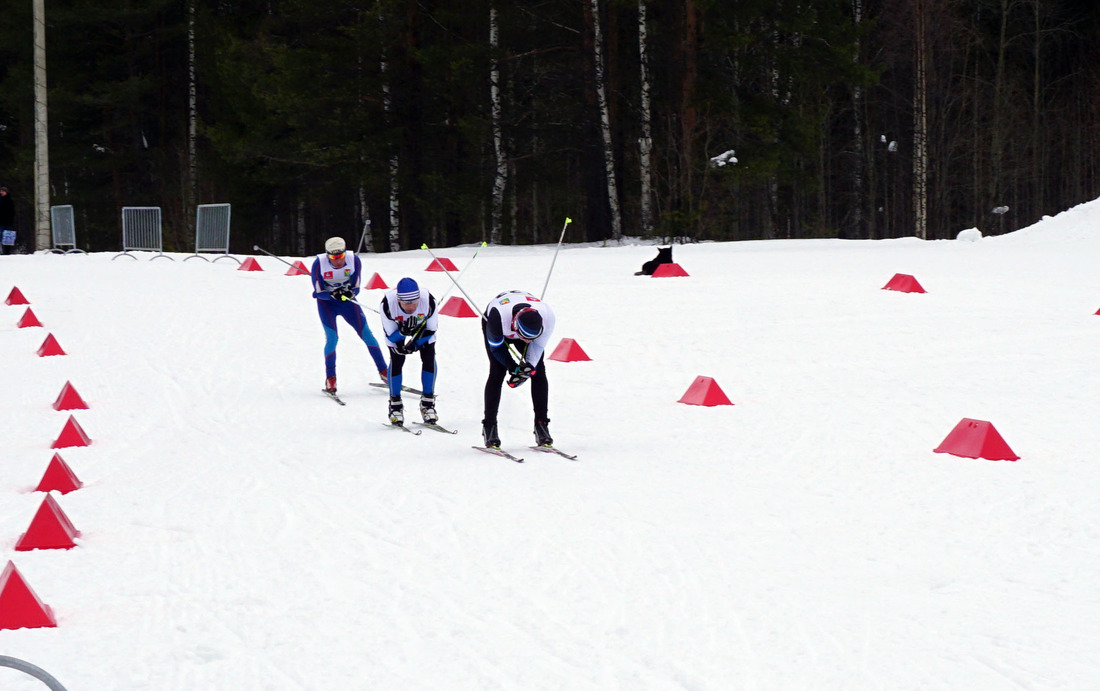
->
xmin=589 ymin=0 xmax=622 ymax=242
xmin=489 ymin=3 xmax=506 ymax=245
xmin=638 ymin=0 xmax=653 ymax=237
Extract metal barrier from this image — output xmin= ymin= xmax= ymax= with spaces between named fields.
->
xmin=0 ymin=655 xmax=69 ymax=691
xmin=185 ymin=203 xmax=238 ymax=263
xmin=49 ymin=205 xmax=86 ymax=254
xmin=114 ymin=206 xmax=173 ymax=261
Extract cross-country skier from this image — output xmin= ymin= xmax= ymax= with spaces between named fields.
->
xmin=379 ymin=277 xmax=439 ymax=425
xmin=311 ymin=236 xmax=388 ymax=394
xmin=481 ymin=290 xmax=556 ymax=449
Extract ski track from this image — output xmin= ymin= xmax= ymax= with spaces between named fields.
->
xmin=2 ymin=227 xmax=1100 ymax=687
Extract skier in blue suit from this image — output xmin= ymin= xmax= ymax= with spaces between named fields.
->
xmin=311 ymin=236 xmax=388 ymax=394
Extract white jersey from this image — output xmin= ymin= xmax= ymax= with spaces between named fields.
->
xmin=314 ymin=251 xmax=358 ymax=290
xmin=484 ymin=290 xmax=556 ymax=365
xmin=380 ymin=290 xmax=439 ymax=344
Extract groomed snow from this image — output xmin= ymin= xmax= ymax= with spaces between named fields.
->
xmin=2 ymin=202 xmax=1099 ymax=689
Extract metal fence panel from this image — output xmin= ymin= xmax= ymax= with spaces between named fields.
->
xmin=116 ymin=206 xmax=172 ymax=260
xmin=50 ymin=205 xmax=79 ymax=252
xmin=185 ymin=203 xmax=238 ymax=263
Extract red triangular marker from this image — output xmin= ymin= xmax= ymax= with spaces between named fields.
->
xmin=16 ymin=495 xmax=80 ymax=551
xmin=285 ymin=260 xmax=310 ymax=276
xmin=51 ymin=415 xmax=91 ymax=449
xmin=933 ymin=418 xmax=1019 ymax=461
xmin=53 ymin=381 xmax=89 ymax=411
xmin=34 ymin=453 xmax=83 ymax=494
xmin=37 ymin=333 xmax=66 ymax=357
xmin=678 ymin=376 xmax=733 ymax=406
xmin=548 ymin=338 xmax=591 ymax=362
xmin=5 ymin=287 xmax=30 ymax=305
xmin=17 ymin=308 xmax=43 ymax=328
xmin=882 ymin=273 xmax=926 ymax=293
xmin=652 ymin=263 xmax=689 ymax=277
xmin=425 ymin=257 xmax=458 ymax=271
xmin=238 ymin=257 xmax=264 ymax=271
xmin=364 ymin=272 xmax=388 ymax=289
xmin=438 ymin=296 xmax=478 ymax=318
xmin=0 ymin=561 xmax=57 ymax=630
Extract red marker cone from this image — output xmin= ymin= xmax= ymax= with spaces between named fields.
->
xmin=34 ymin=453 xmax=83 ymax=494
xmin=933 ymin=418 xmax=1019 ymax=461
xmin=882 ymin=273 xmax=926 ymax=293
xmin=364 ymin=272 xmax=388 ymax=289
xmin=0 ymin=561 xmax=57 ymax=629
xmin=438 ymin=296 xmax=478 ymax=318
xmin=548 ymin=338 xmax=591 ymax=362
xmin=652 ymin=263 xmax=689 ymax=277
xmin=425 ymin=257 xmax=458 ymax=271
xmin=17 ymin=308 xmax=43 ymax=328
xmin=285 ymin=260 xmax=310 ymax=276
xmin=37 ymin=333 xmax=66 ymax=357
xmin=238 ymin=256 xmax=263 ymax=271
xmin=15 ymin=495 xmax=80 ymax=551
xmin=678 ymin=376 xmax=734 ymax=406
xmin=51 ymin=415 xmax=91 ymax=449
xmin=5 ymin=287 xmax=30 ymax=305
xmin=53 ymin=381 xmax=89 ymax=411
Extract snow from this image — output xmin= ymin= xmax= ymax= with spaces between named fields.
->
xmin=2 ymin=201 xmax=1100 ymax=690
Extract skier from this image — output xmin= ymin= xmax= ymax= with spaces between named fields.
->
xmin=480 ymin=290 xmax=556 ymax=449
xmin=379 ymin=277 xmax=439 ymax=425
xmin=310 ymin=236 xmax=388 ymax=394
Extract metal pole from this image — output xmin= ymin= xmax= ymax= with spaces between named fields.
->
xmin=33 ymin=0 xmax=50 ymax=251
xmin=540 ymin=217 xmax=572 ymax=299
xmin=421 ymin=244 xmax=486 ymax=320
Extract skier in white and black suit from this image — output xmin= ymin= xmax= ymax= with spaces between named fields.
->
xmin=379 ymin=278 xmax=439 ymax=425
xmin=481 ymin=290 xmax=556 ymax=449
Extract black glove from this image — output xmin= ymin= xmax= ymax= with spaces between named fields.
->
xmin=506 ymin=362 xmax=536 ymax=388
xmin=393 ymin=339 xmax=416 ymax=355
xmin=331 ymin=285 xmax=353 ymax=301
xmin=398 ymin=319 xmax=421 ymax=337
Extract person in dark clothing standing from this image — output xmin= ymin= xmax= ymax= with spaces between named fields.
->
xmin=480 ymin=290 xmax=557 ymax=449
xmin=0 ymin=187 xmax=15 ymax=255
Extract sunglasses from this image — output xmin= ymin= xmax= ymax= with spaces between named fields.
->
xmin=327 ymin=251 xmax=346 ymax=260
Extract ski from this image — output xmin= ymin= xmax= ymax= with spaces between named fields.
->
xmin=370 ymin=382 xmax=424 ymax=396
xmin=415 ymin=421 xmax=458 ymax=435
xmin=530 ymin=445 xmax=578 ymax=460
xmin=383 ymin=422 xmax=422 ymax=435
xmin=322 ymin=390 xmax=346 ymax=406
xmin=472 ymin=446 xmax=524 ymax=463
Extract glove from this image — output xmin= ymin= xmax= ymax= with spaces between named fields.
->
xmin=511 ymin=362 xmax=536 ymax=379
xmin=331 ymin=285 xmax=353 ymax=301
xmin=506 ymin=362 xmax=536 ymax=388
xmin=393 ymin=340 xmax=416 ymax=355
xmin=398 ymin=319 xmax=421 ymax=337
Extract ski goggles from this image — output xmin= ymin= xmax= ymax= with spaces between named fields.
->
xmin=327 ymin=250 xmax=346 ymax=261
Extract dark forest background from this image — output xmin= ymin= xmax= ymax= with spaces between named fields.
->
xmin=1 ymin=0 xmax=1098 ymax=254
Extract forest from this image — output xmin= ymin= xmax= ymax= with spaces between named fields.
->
xmin=0 ymin=0 xmax=1098 ymax=254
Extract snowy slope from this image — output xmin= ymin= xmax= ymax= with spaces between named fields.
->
xmin=1 ymin=205 xmax=1099 ymax=690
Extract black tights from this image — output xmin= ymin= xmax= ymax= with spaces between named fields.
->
xmin=482 ymin=326 xmax=548 ymax=424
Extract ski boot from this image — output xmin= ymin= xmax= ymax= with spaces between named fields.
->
xmin=420 ymin=395 xmax=438 ymax=424
xmin=378 ymin=368 xmax=389 ymax=385
xmin=482 ymin=419 xmax=501 ymax=448
xmin=534 ymin=419 xmax=553 ymax=447
xmin=323 ymin=376 xmax=337 ymax=394
xmin=388 ymin=396 xmax=404 ymax=425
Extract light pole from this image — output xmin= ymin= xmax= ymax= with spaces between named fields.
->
xmin=33 ymin=0 xmax=50 ymax=251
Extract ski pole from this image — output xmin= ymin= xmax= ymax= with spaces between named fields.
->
xmin=421 ymin=243 xmax=486 ymax=320
xmin=540 ymin=217 xmax=572 ymax=299
xmin=439 ymin=242 xmax=488 ymax=301
xmin=252 ymin=244 xmax=310 ymax=275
